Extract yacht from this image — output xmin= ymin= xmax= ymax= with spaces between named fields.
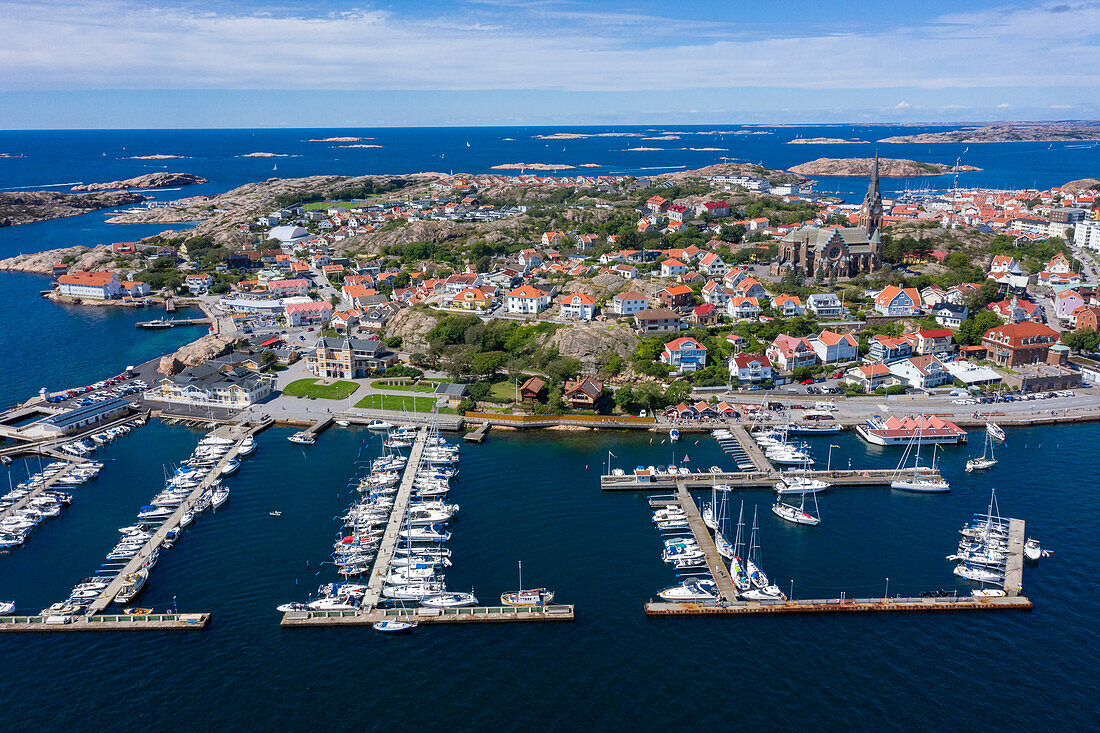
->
xmin=0 ymin=600 xmax=14 ymax=615
xmin=953 ymin=563 xmax=1003 ymax=584
xmin=657 ymin=578 xmax=718 ymax=602
xmin=367 ymin=420 xmax=393 ymax=431
xmin=1024 ymin=538 xmax=1043 ymax=562
xmin=115 ymin=570 xmax=149 ymax=604
xmin=773 ymin=476 xmax=830 ymax=496
xmin=420 ymin=592 xmax=478 ymax=608
xmin=288 ymin=432 xmax=316 ymax=445
xmin=501 ymin=561 xmax=554 ymax=606
xmin=891 ymin=427 xmax=950 ymax=492
xmin=772 ymin=492 xmax=821 ymax=526
xmin=237 ymin=437 xmax=257 ymax=456
xmin=373 ymin=619 xmax=417 ymax=633
xmin=966 ymin=426 xmax=998 ymax=472
xmin=987 ymin=423 xmax=1005 ymax=442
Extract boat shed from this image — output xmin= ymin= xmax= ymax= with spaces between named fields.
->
xmin=433 ymin=382 xmax=468 ymax=408
xmin=21 ymin=398 xmax=132 ymax=438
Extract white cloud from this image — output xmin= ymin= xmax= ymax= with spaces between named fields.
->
xmin=0 ymin=0 xmax=1098 ymax=95
xmin=894 ymin=102 xmax=913 ymax=109
xmin=996 ymin=103 xmax=1011 ymax=108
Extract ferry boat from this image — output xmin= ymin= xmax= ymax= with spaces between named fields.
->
xmin=856 ymin=415 xmax=967 ymax=446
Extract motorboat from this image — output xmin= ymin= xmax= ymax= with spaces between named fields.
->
xmin=774 ymin=477 xmax=830 ymax=496
xmin=219 ymin=459 xmax=240 ymax=476
xmin=367 ymin=420 xmax=393 ymax=431
xmin=307 ymin=596 xmax=358 ymax=611
xmin=669 ymin=428 xmax=680 ymax=443
xmin=269 ymin=510 xmax=282 ymax=517
xmin=953 ymin=563 xmax=1004 ymax=584
xmin=0 ymin=600 xmax=14 ymax=615
xmin=211 ymin=488 xmax=229 ymax=509
xmin=383 ymin=583 xmax=445 ymax=600
xmin=398 ymin=526 xmax=451 ymax=543
xmin=115 ymin=570 xmax=148 ymax=604
xmin=288 ymin=432 xmax=316 ymax=445
xmin=657 ymin=578 xmax=718 ymax=602
xmin=987 ymin=423 xmax=1005 ymax=442
xmin=237 ymin=437 xmax=257 ymax=456
xmin=739 ymin=585 xmax=786 ymax=601
xmin=972 ymin=588 xmax=1006 ymax=598
xmin=420 ymin=592 xmax=478 ymax=608
xmin=1024 ymin=538 xmax=1043 ymax=562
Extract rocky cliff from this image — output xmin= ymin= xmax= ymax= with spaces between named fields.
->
xmin=0 ymin=191 xmax=146 ymax=227
xmin=383 ymin=308 xmax=439 ymax=354
xmin=547 ymin=321 xmax=639 ymax=369
xmin=0 ymin=244 xmax=129 ymax=275
xmin=71 ymin=173 xmax=208 ymax=192
xmin=158 ymin=333 xmax=247 ymax=375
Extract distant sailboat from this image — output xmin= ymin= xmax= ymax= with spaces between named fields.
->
xmin=273 ymin=163 xmax=277 ymax=172
xmin=466 ymin=141 xmax=471 ymax=147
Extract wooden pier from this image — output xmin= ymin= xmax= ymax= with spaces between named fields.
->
xmin=280 ymin=604 xmax=575 ymax=627
xmin=1004 ymin=517 xmax=1026 ymax=596
xmin=644 ymin=595 xmax=1033 ymax=616
xmin=727 ymin=424 xmax=773 ymax=472
xmin=666 ymin=484 xmax=738 ymax=601
xmin=0 ymin=613 xmax=210 ymax=632
xmin=463 ymin=423 xmax=491 ymax=443
xmin=85 ymin=422 xmax=262 ymax=615
xmin=602 ymin=467 xmax=940 ymax=491
xmin=303 ymin=416 xmax=334 ymax=440
xmin=360 ymin=428 xmax=428 ymax=610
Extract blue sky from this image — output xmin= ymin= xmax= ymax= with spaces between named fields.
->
xmin=1 ymin=0 xmax=1098 ymax=128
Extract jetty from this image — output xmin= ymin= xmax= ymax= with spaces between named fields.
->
xmin=0 ymin=613 xmax=210 ymax=632
xmin=463 ymin=423 xmax=491 ymax=443
xmin=281 ymin=605 xmax=575 ymax=627
xmin=602 ymin=467 xmax=938 ymax=491
xmin=726 ymin=424 xmax=773 ymax=472
xmin=302 ymin=416 xmax=334 ymax=441
xmin=86 ymin=421 xmax=266 ymax=615
xmin=652 ymin=485 xmax=737 ymax=601
xmin=643 ymin=595 xmax=1032 ymax=616
xmin=360 ymin=427 xmax=428 ymax=610
xmin=0 ymin=458 xmax=82 ymax=525
xmin=1004 ymin=517 xmax=1026 ymax=596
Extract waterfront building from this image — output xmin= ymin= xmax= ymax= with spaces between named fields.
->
xmin=563 ymin=376 xmax=603 ymax=409
xmin=981 ymin=322 xmax=1060 ymax=367
xmin=56 ymin=271 xmax=122 ymax=300
xmin=519 ymin=376 xmax=546 ymax=403
xmin=148 ymin=365 xmax=273 ymax=409
xmin=186 ymin=273 xmax=214 ymax=294
xmin=20 ymin=398 xmax=132 ymax=438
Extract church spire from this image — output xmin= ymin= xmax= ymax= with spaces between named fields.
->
xmin=860 ymin=145 xmax=884 ymax=238
xmin=868 ymin=146 xmax=880 ymax=201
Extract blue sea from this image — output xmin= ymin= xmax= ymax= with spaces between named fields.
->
xmin=0 ymin=422 xmax=1095 ymax=729
xmin=2 ymin=125 xmax=1100 ymax=256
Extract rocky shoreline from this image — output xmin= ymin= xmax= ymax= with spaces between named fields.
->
xmin=71 ymin=172 xmax=208 ymax=192
xmin=878 ymin=122 xmax=1100 ymax=144
xmin=789 ymin=157 xmax=982 ymax=177
xmin=0 ymin=191 xmax=146 ymax=227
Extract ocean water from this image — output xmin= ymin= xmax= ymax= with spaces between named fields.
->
xmin=0 ymin=271 xmax=207 ymax=407
xmin=1 ymin=125 xmax=1099 ymax=255
xmin=0 ymin=421 xmax=1095 ymax=729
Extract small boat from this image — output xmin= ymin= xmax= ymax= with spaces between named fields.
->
xmin=972 ymin=588 xmax=1006 ymax=598
xmin=115 ymin=570 xmax=149 ymax=604
xmin=500 ymin=561 xmax=554 ymax=606
xmin=269 ymin=510 xmax=282 ymax=517
xmin=966 ymin=425 xmax=997 ymax=472
xmin=987 ymin=423 xmax=1005 ymax=442
xmin=0 ymin=600 xmax=14 ymax=615
xmin=1024 ymin=538 xmax=1042 ymax=562
xmin=335 ymin=420 xmax=350 ymax=427
xmin=276 ymin=602 xmax=309 ymax=613
xmin=771 ymin=493 xmax=821 ymax=526
xmin=124 ymin=607 xmax=152 ymax=615
xmin=420 ymin=592 xmax=478 ymax=608
xmin=288 ymin=432 xmax=316 ymax=445
xmin=658 ymin=578 xmax=718 ymax=602
xmin=774 ymin=477 xmax=830 ymax=496
xmin=372 ymin=619 xmax=417 ymax=633
xmin=669 ymin=428 xmax=680 ymax=443
xmin=739 ymin=585 xmax=787 ymax=601
xmin=367 ymin=420 xmax=393 ymax=431
xmin=211 ymin=488 xmax=229 ymax=509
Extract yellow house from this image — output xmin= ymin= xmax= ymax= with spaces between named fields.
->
xmin=447 ymin=287 xmax=493 ymax=311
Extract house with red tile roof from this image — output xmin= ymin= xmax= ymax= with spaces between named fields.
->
xmin=661 ymin=336 xmax=708 ymax=373
xmin=981 ymin=322 xmax=1060 ymax=366
xmin=729 ymin=352 xmax=772 ymax=383
xmin=726 ymin=296 xmax=761 ymax=320
xmin=845 ymin=363 xmax=893 ymax=392
xmin=766 ymin=334 xmax=818 ymax=371
xmin=560 ymin=292 xmax=597 ymax=321
xmin=505 ymin=284 xmax=549 ymax=314
xmin=57 ymin=271 xmax=122 ymax=299
xmin=809 ymin=329 xmax=858 ymax=363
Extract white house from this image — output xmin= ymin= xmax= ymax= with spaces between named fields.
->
xmin=701 ymin=280 xmax=733 ymax=306
xmin=888 ymin=355 xmax=952 ymax=390
xmin=726 ymin=296 xmax=761 ymax=320
xmin=661 ymin=336 xmax=708 ymax=373
xmin=661 ymin=258 xmax=688 ymax=278
xmin=505 ymin=284 xmax=550 ymax=314
xmin=729 ymin=353 xmax=772 ymax=383
xmin=612 ymin=291 xmax=649 ymax=316
xmin=771 ymin=294 xmax=804 ymax=317
xmin=186 ymin=273 xmax=214 ymax=294
xmin=560 ymin=292 xmax=597 ymax=321
xmin=809 ymin=329 xmax=858 ymax=364
xmin=807 ymin=293 xmax=845 ymax=318
xmin=698 ymin=252 xmax=727 ymax=277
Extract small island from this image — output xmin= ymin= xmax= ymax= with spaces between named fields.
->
xmin=308 ymin=137 xmax=365 ymax=142
xmin=490 ymin=163 xmax=576 ymax=170
xmin=788 ymin=137 xmax=866 ymax=144
xmin=789 ymin=157 xmax=982 ymax=177
xmin=240 ymin=152 xmax=290 ymax=158
xmin=71 ymin=172 xmax=208 ymax=192
xmin=878 ymin=122 xmax=1100 ymax=144
xmin=534 ymin=132 xmax=643 ymax=140
xmin=0 ymin=191 xmax=146 ymax=227
xmin=127 ymin=154 xmax=187 ymax=160
xmin=338 ymin=144 xmax=383 ymax=149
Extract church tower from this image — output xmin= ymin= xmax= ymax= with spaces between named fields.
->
xmin=859 ymin=148 xmax=883 ymax=238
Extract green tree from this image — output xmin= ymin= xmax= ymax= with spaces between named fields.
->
xmin=471 ymin=350 xmax=507 ymax=378
xmin=956 ymin=309 xmax=1003 ymax=346
xmin=1062 ymin=328 xmax=1100 ymax=354
xmin=614 ymin=384 xmax=636 ymax=412
xmin=663 ymin=381 xmax=692 ymax=406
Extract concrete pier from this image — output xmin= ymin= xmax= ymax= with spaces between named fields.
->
xmin=1004 ymin=517 xmax=1026 ymax=596
xmin=671 ymin=483 xmax=737 ymax=601
xmin=360 ymin=428 xmax=428 ymax=610
xmin=0 ymin=613 xmax=211 ymax=632
xmin=602 ymin=467 xmax=939 ymax=491
xmin=463 ymin=423 xmax=491 ymax=443
xmin=644 ymin=595 xmax=1033 ymax=616
xmin=280 ymin=604 xmax=575 ymax=627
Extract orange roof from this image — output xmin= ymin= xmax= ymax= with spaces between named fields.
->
xmin=58 ymin=271 xmax=116 ymax=286
xmin=564 ymin=293 xmax=596 ymax=305
xmin=508 ymin=284 xmax=547 ymax=299
xmin=662 ymin=284 xmax=693 ymax=296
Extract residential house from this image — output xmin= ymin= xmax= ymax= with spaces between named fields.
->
xmin=612 ymin=291 xmax=649 ymax=316
xmin=661 ymin=337 xmax=708 ymax=373
xmin=729 ymin=353 xmax=772 ymax=383
xmin=611 ymin=263 xmax=639 ymax=279
xmin=867 ymin=335 xmax=914 ymax=364
xmin=807 ymin=293 xmax=845 ymax=318
xmin=1054 ymin=289 xmax=1086 ymax=323
xmin=505 ymin=285 xmax=550 ymax=314
xmin=185 ymin=273 xmax=214 ymax=294
xmin=540 ymin=232 xmax=566 ymax=248
xmin=330 ymin=309 xmax=361 ymax=331
xmin=932 ymin=302 xmax=968 ymax=329
xmin=661 ymin=258 xmax=688 ymax=278
xmin=563 ymin=376 xmax=604 ymax=410
xmin=634 ymin=308 xmax=683 ymax=333
xmin=696 ymin=201 xmax=730 ymax=218
xmin=518 ymin=249 xmax=544 ymax=268
xmin=646 ymin=195 xmax=669 ymax=213
xmin=267 ymin=278 xmax=310 ymax=298
xmin=57 ymin=271 xmax=122 ymax=300
xmin=698 ymin=252 xmax=727 ymax=277
xmin=701 ymin=280 xmax=733 ymax=306
xmin=519 ymin=376 xmax=546 ymax=403
xmin=733 ymin=277 xmax=767 ymax=299
xmin=766 ymin=334 xmax=819 ymax=371
xmin=889 ymin=355 xmax=952 ymax=389
xmin=846 ymin=363 xmax=893 ymax=392
xmin=560 ymin=292 xmax=597 ymax=321
xmin=771 ymin=294 xmax=804 ymax=317
xmin=987 ymin=296 xmax=1044 ymax=323
xmin=656 ymin=284 xmax=694 ymax=309
xmin=306 ymin=336 xmax=397 ymax=378
xmin=726 ymin=296 xmax=761 ymax=320
xmin=1073 ymin=305 xmax=1100 ymax=332
xmin=443 ymin=273 xmax=482 ymax=293
xmin=909 ymin=329 xmax=955 ymax=356
xmin=667 ymin=204 xmax=690 ymax=222
xmin=120 ymin=280 xmax=150 ymax=298
xmin=874 ymin=285 xmax=922 ymax=316
xmin=981 ymin=322 xmax=1060 ymax=366
xmin=690 ymin=303 xmax=720 ymax=326
xmin=446 ymin=287 xmax=493 ymax=311
xmin=809 ymin=329 xmax=858 ymax=363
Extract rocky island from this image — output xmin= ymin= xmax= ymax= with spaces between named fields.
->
xmin=71 ymin=172 xmax=208 ymax=192
xmin=789 ymin=157 xmax=982 ymax=177
xmin=878 ymin=122 xmax=1100 ymax=144
xmin=787 ymin=137 xmax=866 ymax=144
xmin=0 ymin=190 xmax=146 ymax=227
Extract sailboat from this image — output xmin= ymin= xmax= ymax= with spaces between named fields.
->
xmin=772 ymin=488 xmax=821 ymax=526
xmin=739 ymin=508 xmax=786 ymax=600
xmin=890 ymin=416 xmax=950 ymax=492
xmin=500 ymin=561 xmax=554 ymax=606
xmin=966 ymin=426 xmax=998 ymax=472
xmin=986 ymin=422 xmax=1005 ymax=442
xmin=373 ymin=602 xmax=418 ymax=633
xmin=729 ymin=501 xmax=750 ymax=593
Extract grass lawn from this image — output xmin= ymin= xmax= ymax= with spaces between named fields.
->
xmin=488 ymin=382 xmax=518 ymax=402
xmin=354 ymin=393 xmax=454 ymax=413
xmin=302 ymin=200 xmax=358 ymax=211
xmin=282 ymin=378 xmax=360 ymax=400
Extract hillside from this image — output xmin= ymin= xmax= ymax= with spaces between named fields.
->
xmin=0 ymin=190 xmax=146 ymax=227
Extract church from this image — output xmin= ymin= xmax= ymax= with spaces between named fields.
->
xmin=771 ymin=153 xmax=884 ymax=278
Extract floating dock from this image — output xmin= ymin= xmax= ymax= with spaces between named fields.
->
xmin=644 ymin=595 xmax=1032 ymax=616
xmin=662 ymin=484 xmax=737 ymax=601
xmin=463 ymin=423 xmax=491 ymax=443
xmin=1004 ymin=517 xmax=1026 ymax=596
xmin=360 ymin=427 xmax=428 ymax=611
xmin=727 ymin=424 xmax=773 ymax=472
xmin=280 ymin=605 xmax=575 ymax=627
xmin=0 ymin=613 xmax=210 ymax=632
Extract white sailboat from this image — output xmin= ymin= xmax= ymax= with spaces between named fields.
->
xmin=739 ymin=507 xmax=786 ymax=600
xmin=890 ymin=416 xmax=950 ymax=492
xmin=772 ymin=489 xmax=821 ymax=526
xmin=966 ymin=425 xmax=998 ymax=472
